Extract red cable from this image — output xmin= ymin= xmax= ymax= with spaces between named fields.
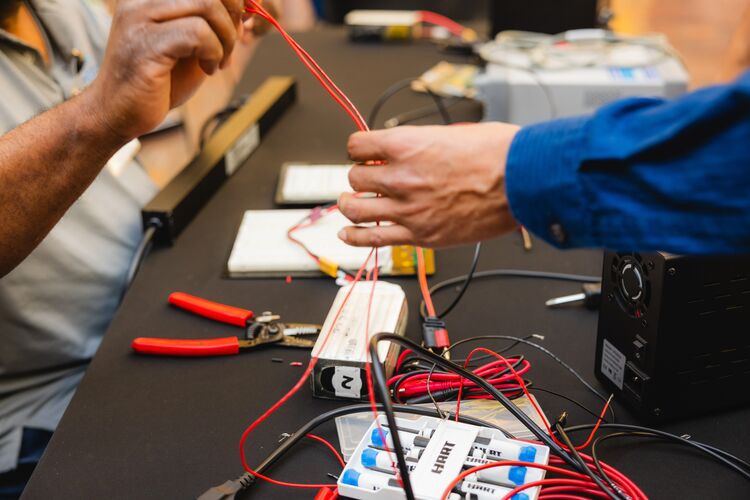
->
xmin=246 ymin=1 xmax=368 ymax=131
xmin=389 ymin=357 xmax=530 ymax=401
xmin=450 ymin=347 xmax=612 ymax=452
xmin=502 ymin=479 xmax=611 ymax=500
xmin=416 ymin=247 xmax=436 ymax=317
xmin=239 ymin=6 xmax=401 ymax=488
xmin=417 ymin=10 xmax=468 ymax=37
xmin=314 ymin=487 xmax=339 ymax=500
xmin=395 ymin=349 xmax=413 ymax=371
xmin=238 ymin=250 xmax=374 ymax=489
xmin=305 ymin=434 xmax=346 ymax=468
xmin=240 ymin=2 xmax=468 ymax=493
xmin=539 ymin=486 xmax=610 ymax=499
xmin=441 ymin=461 xmax=592 ymax=500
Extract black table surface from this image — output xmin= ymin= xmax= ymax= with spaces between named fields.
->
xmin=24 ymin=29 xmax=750 ymax=500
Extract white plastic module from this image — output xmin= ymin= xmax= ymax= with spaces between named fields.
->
xmin=310 ymin=281 xmax=407 ymax=400
xmin=338 ymin=415 xmax=549 ymax=500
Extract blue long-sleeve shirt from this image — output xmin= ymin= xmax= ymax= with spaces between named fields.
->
xmin=506 ymin=70 xmax=750 ymax=254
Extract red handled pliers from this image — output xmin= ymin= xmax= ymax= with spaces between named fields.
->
xmin=132 ymin=292 xmax=321 ymax=356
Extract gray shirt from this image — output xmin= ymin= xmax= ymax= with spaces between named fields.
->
xmin=0 ymin=0 xmax=157 ymax=472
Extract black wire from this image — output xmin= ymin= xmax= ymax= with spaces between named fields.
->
xmin=563 ymin=423 xmax=750 ymax=482
xmin=368 ymin=346 xmax=418 ymax=500
xmin=530 ymin=387 xmax=608 ymax=423
xmin=450 ymin=334 xmax=534 ymax=365
xmin=367 ymin=77 xmax=452 ymax=130
xmin=421 ymin=84 xmax=452 ymax=125
xmin=555 ymin=422 xmax=622 ymax=500
xmin=419 ymin=269 xmax=601 ymax=319
xmin=198 ymin=94 xmax=249 ymax=151
xmin=383 ymin=97 xmax=462 ymax=128
xmin=589 ymin=432 xmax=657 ymax=497
xmin=435 ymin=242 xmax=481 ymax=318
xmin=369 ymin=333 xmax=585 ymax=475
xmin=441 ymin=335 xmax=615 ymax=422
xmin=368 ymin=77 xmax=485 ymax=324
xmin=589 ymin=431 xmax=750 ymax=491
xmin=198 ymin=404 xmax=510 ymax=500
xmin=123 ymin=223 xmax=159 ymax=292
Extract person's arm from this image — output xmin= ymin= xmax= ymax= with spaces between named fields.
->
xmin=338 ymin=71 xmax=750 ymax=254
xmin=0 ymin=0 xmax=244 ymax=277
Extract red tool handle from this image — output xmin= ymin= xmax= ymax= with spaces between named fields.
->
xmin=131 ymin=337 xmax=240 ymax=356
xmin=168 ymin=292 xmax=253 ymax=327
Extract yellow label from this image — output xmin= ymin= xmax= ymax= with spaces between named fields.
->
xmin=318 ymin=257 xmax=339 ymax=278
xmin=391 ymin=246 xmax=435 ymax=276
xmin=384 ymin=25 xmax=413 ymax=40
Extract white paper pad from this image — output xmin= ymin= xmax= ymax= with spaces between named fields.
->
xmin=279 ymin=164 xmax=353 ymax=203
xmin=227 ymin=209 xmax=392 ymax=276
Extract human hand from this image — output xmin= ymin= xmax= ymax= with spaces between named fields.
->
xmin=86 ymin=0 xmax=244 ymax=141
xmin=338 ymin=122 xmax=521 ymax=248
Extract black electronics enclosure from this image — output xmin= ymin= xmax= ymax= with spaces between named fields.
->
xmin=490 ymin=0 xmax=598 ymax=37
xmin=595 ymin=252 xmax=750 ymax=421
xmin=142 ymin=76 xmax=296 ymax=245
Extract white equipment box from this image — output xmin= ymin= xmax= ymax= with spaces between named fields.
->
xmin=476 ymin=30 xmax=689 ymax=125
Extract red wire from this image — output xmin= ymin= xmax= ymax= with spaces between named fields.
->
xmin=503 ymin=479 xmax=613 ymax=500
xmin=240 ymin=2 xmax=466 ymax=493
xmin=450 ymin=347 xmax=612 ymax=452
xmin=238 ymin=250 xmax=374 ymax=489
xmin=417 ymin=10 xmax=468 ymax=37
xmin=305 ymin=434 xmax=346 ymax=468
xmin=246 ymin=1 xmax=368 ymax=131
xmin=539 ymin=486 xmax=610 ymax=499
xmin=441 ymin=461 xmax=592 ymax=500
xmin=389 ymin=357 xmax=530 ymax=401
xmin=416 ymin=248 xmax=436 ymax=317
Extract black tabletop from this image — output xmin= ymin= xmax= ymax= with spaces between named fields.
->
xmin=24 ymin=29 xmax=750 ymax=500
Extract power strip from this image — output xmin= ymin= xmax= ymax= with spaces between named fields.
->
xmin=338 ymin=415 xmax=549 ymax=500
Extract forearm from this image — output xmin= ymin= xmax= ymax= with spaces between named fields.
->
xmin=506 ymin=72 xmax=750 ymax=254
xmin=0 ymin=89 xmax=127 ymax=276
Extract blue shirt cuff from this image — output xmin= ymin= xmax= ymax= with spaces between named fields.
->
xmin=505 ymin=116 xmax=594 ymax=249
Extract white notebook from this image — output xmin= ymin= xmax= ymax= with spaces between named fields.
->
xmin=227 ymin=209 xmax=392 ymax=277
xmin=275 ymin=163 xmax=353 ymax=204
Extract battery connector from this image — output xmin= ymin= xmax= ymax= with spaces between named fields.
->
xmin=422 ymin=316 xmax=449 ymax=351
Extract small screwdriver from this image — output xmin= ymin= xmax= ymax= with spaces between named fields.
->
xmin=545 ymin=282 xmax=602 ymax=310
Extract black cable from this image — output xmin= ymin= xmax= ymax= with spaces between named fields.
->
xmin=530 ymin=387 xmax=609 ymax=423
xmin=555 ymin=421 xmax=622 ymax=500
xmin=435 ymin=242 xmax=481 ymax=318
xmin=563 ymin=423 xmax=750 ymax=482
xmin=441 ymin=335 xmax=615 ymax=422
xmin=369 ymin=333 xmax=585 ymax=475
xmin=420 ymin=269 xmax=601 ymax=319
xmin=590 ymin=432 xmax=658 ymax=497
xmin=450 ymin=334 xmax=534 ymax=365
xmin=123 ymin=222 xmax=160 ymax=292
xmin=383 ymin=97 xmax=462 ymax=128
xmin=421 ymin=84 xmax=452 ymax=125
xmin=367 ymin=77 xmax=452 ymax=129
xmin=199 ymin=404 xmax=509 ymax=500
xmin=198 ymin=95 xmax=249 ymax=150
xmin=368 ymin=349 xmax=418 ymax=500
